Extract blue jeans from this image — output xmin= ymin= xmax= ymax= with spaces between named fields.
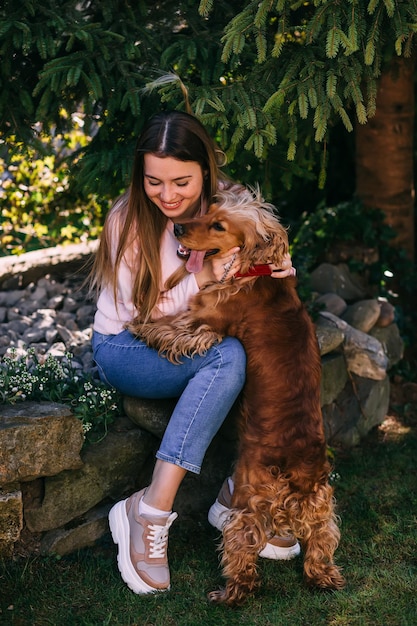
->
xmin=92 ymin=330 xmax=246 ymax=474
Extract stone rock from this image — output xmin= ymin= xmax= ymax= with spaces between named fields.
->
xmin=341 ymin=299 xmax=382 ymax=333
xmin=315 ymin=292 xmax=348 ymax=317
xmin=0 ymin=290 xmax=26 ymax=307
xmin=310 ymin=263 xmax=367 ymax=301
xmin=123 ymin=397 xmax=176 ymax=437
xmin=319 ymin=312 xmax=388 ymax=380
xmin=24 ymin=421 xmax=156 ymax=532
xmin=322 ymin=375 xmax=390 ymax=446
xmin=0 ymin=402 xmax=84 ymax=484
xmin=0 ymin=241 xmax=99 ymax=290
xmin=315 ymin=318 xmax=345 ymax=355
xmin=369 ymin=324 xmax=404 ymax=369
xmin=40 ymin=503 xmax=112 ymax=556
xmin=355 ymin=375 xmax=391 ymax=437
xmin=375 ymin=299 xmax=396 ymax=328
xmin=320 ymin=353 xmax=348 ymax=406
xmin=0 ymin=484 xmax=23 ymax=556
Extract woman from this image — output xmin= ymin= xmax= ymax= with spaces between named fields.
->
xmin=91 ymin=110 xmax=298 ymax=595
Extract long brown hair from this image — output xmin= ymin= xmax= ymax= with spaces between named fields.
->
xmin=91 ymin=111 xmax=224 ymax=323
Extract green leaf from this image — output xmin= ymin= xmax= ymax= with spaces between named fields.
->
xmin=326 ymin=28 xmax=340 ymax=59
xmin=67 ymin=64 xmax=82 ymax=87
xmin=298 ymin=92 xmax=309 ymax=119
xmin=326 ymin=73 xmax=337 ymax=98
xmin=382 ymin=0 xmax=395 ymax=18
xmin=256 ymin=30 xmax=267 ymax=63
xmin=287 ymin=140 xmax=296 ymax=161
xmin=365 ymin=39 xmax=375 ymax=65
xmin=198 ymin=0 xmax=214 ymax=17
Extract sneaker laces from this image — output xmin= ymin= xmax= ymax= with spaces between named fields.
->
xmin=146 ymin=513 xmax=178 ymax=559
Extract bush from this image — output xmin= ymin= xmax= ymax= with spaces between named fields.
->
xmin=0 ymin=114 xmax=111 ymax=256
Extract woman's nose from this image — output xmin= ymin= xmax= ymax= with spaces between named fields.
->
xmin=159 ymin=185 xmax=176 ymax=201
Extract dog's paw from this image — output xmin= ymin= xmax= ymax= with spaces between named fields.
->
xmin=207 ymin=588 xmax=227 ymax=604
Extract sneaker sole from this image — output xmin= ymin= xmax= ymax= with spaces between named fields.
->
xmin=259 ymin=540 xmax=301 ymax=560
xmin=208 ymin=498 xmax=301 ymax=561
xmin=109 ymin=499 xmax=167 ymax=595
xmin=208 ymin=498 xmax=231 ymax=531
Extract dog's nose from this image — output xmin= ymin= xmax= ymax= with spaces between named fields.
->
xmin=174 ymin=223 xmax=185 ymax=238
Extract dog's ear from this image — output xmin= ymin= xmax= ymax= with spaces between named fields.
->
xmin=245 ymin=215 xmax=289 ymax=265
xmin=268 ymin=224 xmax=289 ymax=264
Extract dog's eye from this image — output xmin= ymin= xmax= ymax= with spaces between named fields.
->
xmin=210 ymin=222 xmax=226 ymax=232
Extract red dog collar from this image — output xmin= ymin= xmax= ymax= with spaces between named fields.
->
xmin=235 ymin=264 xmax=273 ymax=278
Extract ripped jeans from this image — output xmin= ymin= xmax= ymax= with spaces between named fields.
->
xmin=92 ymin=330 xmax=246 ymax=474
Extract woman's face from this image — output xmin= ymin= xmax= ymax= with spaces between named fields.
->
xmin=143 ymin=154 xmax=205 ymax=220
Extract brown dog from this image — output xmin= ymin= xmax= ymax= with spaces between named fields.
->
xmin=132 ymin=188 xmax=345 ymax=605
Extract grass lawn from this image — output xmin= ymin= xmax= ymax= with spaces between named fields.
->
xmin=1 ymin=409 xmax=416 ymax=626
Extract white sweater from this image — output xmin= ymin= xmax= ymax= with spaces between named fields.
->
xmin=93 ymin=220 xmax=199 ymax=335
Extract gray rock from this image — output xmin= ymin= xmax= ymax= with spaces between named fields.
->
xmin=320 ymin=353 xmax=348 ymax=406
xmin=370 ymin=324 xmax=404 ymax=369
xmin=24 ymin=422 xmax=156 ymax=532
xmin=315 ymin=318 xmax=345 ymax=355
xmin=123 ymin=396 xmax=177 ymax=437
xmin=322 ymin=375 xmax=390 ymax=447
xmin=40 ymin=503 xmax=112 ymax=556
xmin=319 ymin=311 xmax=388 ymax=380
xmin=310 ymin=263 xmax=367 ymax=301
xmin=0 ymin=241 xmax=99 ymax=289
xmin=0 ymin=290 xmax=25 ymax=307
xmin=0 ymin=402 xmax=84 ymax=483
xmin=315 ymin=292 xmax=348 ymax=317
xmin=341 ymin=299 xmax=381 ymax=333
xmin=375 ymin=299 xmax=395 ymax=328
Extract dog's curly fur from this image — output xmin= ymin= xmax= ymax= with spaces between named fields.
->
xmin=129 ymin=188 xmax=345 ymax=606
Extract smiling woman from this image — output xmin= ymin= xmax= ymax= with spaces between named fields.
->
xmin=87 ymin=109 xmax=296 ymax=597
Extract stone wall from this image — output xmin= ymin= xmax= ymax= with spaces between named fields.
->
xmin=0 ymin=246 xmax=404 ymax=557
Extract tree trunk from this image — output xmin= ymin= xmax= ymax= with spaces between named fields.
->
xmin=355 ymin=56 xmax=415 ymax=260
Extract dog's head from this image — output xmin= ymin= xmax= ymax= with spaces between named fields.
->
xmin=174 ymin=187 xmax=289 ymax=273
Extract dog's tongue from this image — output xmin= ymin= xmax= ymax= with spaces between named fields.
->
xmin=186 ymin=250 xmax=206 ymax=274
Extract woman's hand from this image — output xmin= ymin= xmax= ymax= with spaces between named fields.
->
xmin=195 ymin=247 xmax=241 ymax=287
xmin=195 ymin=249 xmax=294 ymax=287
xmin=213 ymin=247 xmax=241 ymax=283
xmin=269 ymin=253 xmax=296 ymax=278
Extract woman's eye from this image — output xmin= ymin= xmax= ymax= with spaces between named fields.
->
xmin=211 ymin=222 xmax=226 ymax=232
xmin=176 ymin=182 xmax=188 ymax=187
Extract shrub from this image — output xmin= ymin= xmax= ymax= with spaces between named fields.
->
xmin=0 ymin=115 xmax=111 ymax=256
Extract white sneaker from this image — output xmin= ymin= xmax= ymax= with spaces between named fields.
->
xmin=208 ymin=478 xmax=301 ymax=560
xmin=109 ymin=488 xmax=178 ymax=594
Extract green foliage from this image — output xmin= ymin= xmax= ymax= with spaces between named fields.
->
xmin=0 ymin=347 xmax=121 ymax=444
xmin=195 ymin=0 xmax=417 ymax=186
xmin=1 ymin=1 xmax=417 ymax=219
xmin=292 ymin=198 xmax=394 ymax=272
xmin=0 ymin=115 xmax=110 ymax=255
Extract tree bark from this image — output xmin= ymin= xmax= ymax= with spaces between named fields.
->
xmin=355 ymin=56 xmax=415 ymax=260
